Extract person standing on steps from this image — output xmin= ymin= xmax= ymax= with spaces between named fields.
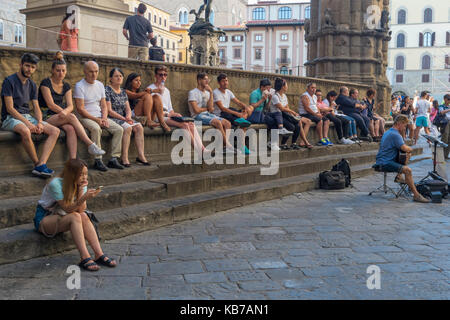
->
xmin=123 ymin=3 xmax=154 ymax=61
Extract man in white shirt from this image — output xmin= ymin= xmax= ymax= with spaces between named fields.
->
xmin=74 ymin=61 xmax=124 ymax=171
xmin=188 ymin=73 xmax=235 ymax=153
xmin=413 ymin=91 xmax=431 ymax=144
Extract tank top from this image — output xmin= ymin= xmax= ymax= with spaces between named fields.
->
xmin=298 ymin=92 xmax=318 ymax=115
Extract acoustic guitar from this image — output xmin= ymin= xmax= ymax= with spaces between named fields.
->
xmin=397 ymin=151 xmax=408 ymax=165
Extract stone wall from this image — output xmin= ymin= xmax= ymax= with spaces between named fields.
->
xmin=0 ymin=46 xmax=371 ymax=118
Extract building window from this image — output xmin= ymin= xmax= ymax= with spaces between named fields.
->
xmin=160 ymin=38 xmax=163 ymax=47
xmin=423 ymin=32 xmax=433 ymax=47
xmin=159 ymin=17 xmax=162 ymax=25
xmin=164 ymin=19 xmax=167 ymax=27
xmin=255 ymin=48 xmax=262 ymax=60
xmin=424 ymin=8 xmax=433 ymax=23
xmin=396 ymin=33 xmax=405 ymax=48
xmin=14 ymin=24 xmax=23 ymax=43
xmin=280 ymin=66 xmax=288 ymax=75
xmin=232 ymin=35 xmax=243 ymax=42
xmin=398 ymin=9 xmax=406 ymax=24
xmin=396 ymin=74 xmax=403 ymax=83
xmin=395 ymin=56 xmax=405 ymax=70
xmin=422 ymin=74 xmax=430 ymax=83
xmin=422 ymin=55 xmax=431 ymax=69
xmin=179 ymin=52 xmax=183 ymax=62
xmin=0 ymin=20 xmax=3 ymax=41
xmin=154 ymin=15 xmax=157 ymax=23
xmin=281 ymin=33 xmax=288 ymax=41
xmin=252 ymin=8 xmax=265 ymax=21
xmin=219 ymin=48 xmax=226 ymax=64
xmin=233 ymin=48 xmax=241 ymax=59
xmin=446 ymin=31 xmax=450 ymax=45
xmin=445 ymin=55 xmax=450 ymax=69
xmin=279 ymin=7 xmax=292 ymax=20
xmin=173 ymin=42 xmax=175 ymax=50
xmin=166 ymin=40 xmax=169 ymax=49
xmin=255 ymin=34 xmax=263 ymax=42
xmin=148 ymin=13 xmax=152 ymax=21
xmin=305 ymin=6 xmax=311 ymax=19
xmin=219 ymin=35 xmax=227 ymax=42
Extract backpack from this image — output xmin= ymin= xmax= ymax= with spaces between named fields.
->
xmin=149 ymin=47 xmax=165 ymax=61
xmin=319 ymin=171 xmax=346 ymax=190
xmin=332 ymin=159 xmax=352 ymax=187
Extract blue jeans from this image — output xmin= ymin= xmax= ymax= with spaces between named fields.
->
xmin=338 ymin=114 xmax=357 ymax=136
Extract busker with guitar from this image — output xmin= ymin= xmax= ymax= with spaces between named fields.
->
xmin=375 ymin=114 xmax=430 ymax=203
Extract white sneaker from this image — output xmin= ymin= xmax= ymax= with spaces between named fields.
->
xmin=342 ymin=138 xmax=355 ymax=145
xmin=278 ymin=128 xmax=293 ymax=136
xmin=88 ymin=143 xmax=106 ymax=156
xmin=270 ymin=143 xmax=281 ymax=151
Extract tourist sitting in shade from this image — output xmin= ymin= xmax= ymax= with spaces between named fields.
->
xmin=124 ymin=73 xmax=169 ymax=131
xmin=1 ymin=53 xmax=60 ymax=178
xmin=188 ymin=73 xmax=236 ymax=154
xmin=148 ymin=65 xmax=207 ymax=157
xmin=362 ymin=88 xmax=385 ymax=141
xmin=34 ymin=158 xmax=117 ymax=271
xmin=323 ymin=90 xmax=358 ymax=142
xmin=39 ymin=53 xmax=105 ymax=160
xmin=106 ymin=68 xmax=149 ymax=167
xmin=213 ymin=73 xmax=252 ymax=154
xmin=248 ymin=78 xmax=272 ymax=125
xmin=267 ymin=78 xmax=312 ymax=150
xmin=74 ymin=61 xmax=124 ymax=171
xmin=298 ymin=82 xmax=332 ymax=146
xmin=316 ymin=89 xmax=354 ymax=145
xmin=335 ymin=86 xmax=372 ymax=141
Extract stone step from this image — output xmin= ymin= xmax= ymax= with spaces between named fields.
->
xmin=0 ymin=142 xmax=381 ymax=200
xmin=0 ymin=146 xmax=423 ymax=229
xmin=0 ymin=163 xmax=379 ymax=265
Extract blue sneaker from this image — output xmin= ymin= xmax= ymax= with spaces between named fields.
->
xmin=319 ymin=138 xmax=328 ymax=146
xmin=234 ymin=118 xmax=251 ymax=128
xmin=325 ymin=138 xmax=333 ymax=146
xmin=32 ymin=164 xmax=54 ymax=178
xmin=243 ymin=146 xmax=251 ymax=155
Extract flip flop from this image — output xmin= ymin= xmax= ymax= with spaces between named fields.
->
xmin=94 ymin=254 xmax=116 ymax=268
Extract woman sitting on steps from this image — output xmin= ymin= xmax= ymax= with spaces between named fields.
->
xmin=33 ymin=159 xmax=116 ymax=271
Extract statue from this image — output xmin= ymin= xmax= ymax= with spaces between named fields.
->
xmin=304 ymin=19 xmax=311 ymax=36
xmin=322 ymin=8 xmax=336 ymax=28
xmin=188 ymin=0 xmax=223 ymax=36
xmin=380 ymin=9 xmax=389 ymax=31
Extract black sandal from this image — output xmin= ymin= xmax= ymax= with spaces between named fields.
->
xmin=79 ymin=257 xmax=100 ymax=271
xmin=95 ymin=254 xmax=116 ymax=268
xmin=136 ymin=158 xmax=150 ymax=166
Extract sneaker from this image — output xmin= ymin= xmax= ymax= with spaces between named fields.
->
xmin=270 ymin=143 xmax=280 ymax=151
xmin=342 ymin=138 xmax=355 ymax=145
xmin=325 ymin=138 xmax=333 ymax=146
xmin=94 ymin=159 xmax=108 ymax=172
xmin=278 ymin=127 xmax=293 ymax=136
xmin=359 ymin=136 xmax=373 ymax=142
xmin=108 ymin=157 xmax=124 ymax=169
xmin=319 ymin=138 xmax=328 ymax=146
xmin=32 ymin=164 xmax=54 ymax=178
xmin=233 ymin=118 xmax=251 ymax=128
xmin=88 ymin=143 xmax=106 ymax=156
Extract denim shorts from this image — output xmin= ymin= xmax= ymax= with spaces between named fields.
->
xmin=33 ymin=204 xmax=50 ymax=231
xmin=415 ymin=116 xmax=428 ymax=128
xmin=194 ymin=112 xmax=223 ymax=125
xmin=377 ymin=161 xmax=403 ymax=173
xmin=1 ymin=114 xmax=48 ymax=131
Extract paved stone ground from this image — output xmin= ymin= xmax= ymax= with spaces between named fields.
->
xmin=0 ymin=145 xmax=449 ymax=300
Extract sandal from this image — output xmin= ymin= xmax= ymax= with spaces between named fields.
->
xmin=79 ymin=257 xmax=100 ymax=271
xmin=147 ymin=121 xmax=159 ymax=129
xmin=119 ymin=160 xmax=131 ymax=168
xmin=136 ymin=157 xmax=150 ymax=166
xmin=161 ymin=124 xmax=172 ymax=133
xmin=94 ymin=254 xmax=116 ymax=268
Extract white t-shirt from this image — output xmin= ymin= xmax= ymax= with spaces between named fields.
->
xmin=148 ymin=84 xmax=173 ymax=114
xmin=268 ymin=92 xmax=288 ymax=113
xmin=73 ymin=79 xmax=106 ymax=118
xmin=298 ymin=92 xmax=318 ymax=115
xmin=188 ymin=88 xmax=210 ymax=117
xmin=213 ymin=88 xmax=236 ymax=116
xmin=416 ymin=99 xmax=431 ymax=117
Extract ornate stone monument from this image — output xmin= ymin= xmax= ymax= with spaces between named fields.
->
xmin=188 ymin=0 xmax=225 ymax=66
xmin=305 ymin=0 xmax=392 ymax=115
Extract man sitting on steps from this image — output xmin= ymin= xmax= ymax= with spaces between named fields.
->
xmin=374 ymin=114 xmax=429 ymax=203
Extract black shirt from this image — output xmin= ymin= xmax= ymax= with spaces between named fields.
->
xmin=335 ymin=94 xmax=357 ymax=115
xmin=1 ymin=73 xmax=38 ymax=121
xmin=123 ymin=15 xmax=153 ymax=47
xmin=38 ymin=78 xmax=71 ymax=116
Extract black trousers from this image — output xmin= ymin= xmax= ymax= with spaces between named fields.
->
xmin=325 ymin=113 xmax=347 ymax=140
xmin=281 ymin=112 xmax=300 ymax=145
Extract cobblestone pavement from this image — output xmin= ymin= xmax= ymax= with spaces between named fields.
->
xmin=0 ymin=147 xmax=449 ymax=300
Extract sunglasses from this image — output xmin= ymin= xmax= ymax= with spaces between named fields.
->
xmin=157 ymin=73 xmax=168 ymax=77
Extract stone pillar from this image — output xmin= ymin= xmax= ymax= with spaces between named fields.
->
xmin=189 ymin=33 xmax=221 ymax=67
xmin=305 ymin=0 xmax=392 ymax=116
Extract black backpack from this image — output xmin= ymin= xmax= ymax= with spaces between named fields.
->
xmin=149 ymin=47 xmax=165 ymax=61
xmin=319 ymin=171 xmax=346 ymax=190
xmin=332 ymin=159 xmax=352 ymax=187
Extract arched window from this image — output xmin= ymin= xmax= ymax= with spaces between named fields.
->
xmin=14 ymin=24 xmax=23 ymax=43
xmin=305 ymin=6 xmax=311 ymax=19
xmin=423 ymin=32 xmax=433 ymax=47
xmin=396 ymin=33 xmax=405 ymax=48
xmin=279 ymin=7 xmax=292 ymax=20
xmin=398 ymin=9 xmax=406 ymax=24
xmin=424 ymin=8 xmax=433 ymax=23
xmin=422 ymin=55 xmax=431 ymax=69
xmin=209 ymin=9 xmax=215 ymax=25
xmin=252 ymin=8 xmax=265 ymax=20
xmin=396 ymin=56 xmax=405 ymax=70
xmin=280 ymin=66 xmax=289 ymax=75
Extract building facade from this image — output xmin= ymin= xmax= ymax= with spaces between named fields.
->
xmin=218 ymin=26 xmax=247 ymax=70
xmin=170 ymin=25 xmax=190 ymax=64
xmin=388 ymin=0 xmax=450 ymax=101
xmin=0 ymin=0 xmax=26 ymax=47
xmin=245 ymin=0 xmax=310 ymax=76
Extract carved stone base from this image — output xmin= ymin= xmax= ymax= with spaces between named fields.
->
xmin=189 ymin=33 xmax=221 ymax=67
